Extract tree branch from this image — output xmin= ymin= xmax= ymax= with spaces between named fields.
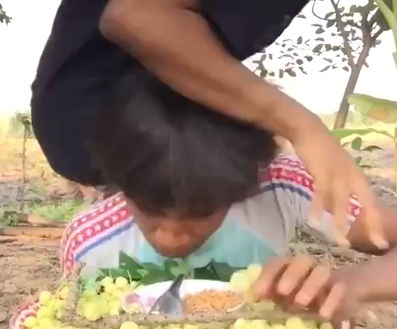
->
xmin=311 ymin=0 xmax=328 ymax=20
xmin=329 ymin=0 xmax=356 ymax=68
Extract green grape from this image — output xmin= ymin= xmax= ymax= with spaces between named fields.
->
xmin=82 ymin=288 xmax=97 ymax=299
xmin=36 ymin=318 xmax=55 ymax=329
xmin=230 ymin=270 xmax=252 ymax=292
xmin=38 ymin=291 xmax=53 ymax=306
xmin=120 ymin=322 xmax=139 ymax=329
xmin=104 ymin=283 xmax=118 ymax=295
xmin=115 ymin=277 xmax=129 ymax=290
xmin=232 ymin=318 xmax=248 ymax=329
xmin=183 ymin=324 xmax=199 ymax=329
xmin=271 ymin=325 xmax=286 ymax=329
xmin=285 ymin=317 xmax=307 ymax=329
xmin=36 ymin=306 xmax=54 ymax=319
xmin=319 ymin=323 xmax=333 ymax=329
xmin=108 ymin=300 xmax=122 ymax=316
xmin=81 ymin=301 xmax=102 ymax=321
xmin=250 ymin=319 xmax=271 ymax=329
xmin=57 ymin=286 xmax=70 ymax=300
xmin=303 ymin=321 xmax=317 ymax=329
xmin=246 ymin=264 xmax=263 ymax=282
xmin=23 ymin=316 xmax=38 ymax=328
xmin=129 ymin=281 xmax=139 ymax=290
xmin=101 ymin=276 xmax=114 ymax=287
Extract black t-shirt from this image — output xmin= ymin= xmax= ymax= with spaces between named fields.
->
xmin=31 ymin=0 xmax=310 ymax=186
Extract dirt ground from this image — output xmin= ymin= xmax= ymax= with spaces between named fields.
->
xmin=1 ymin=139 xmax=397 ymax=329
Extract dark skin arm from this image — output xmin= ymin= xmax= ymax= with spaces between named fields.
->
xmin=99 ymin=0 xmax=319 ymax=139
xmin=250 ymin=206 xmax=397 ymax=320
xmin=99 ymin=0 xmax=386 ymax=248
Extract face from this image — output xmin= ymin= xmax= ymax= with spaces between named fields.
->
xmin=128 ymin=202 xmax=226 ymax=258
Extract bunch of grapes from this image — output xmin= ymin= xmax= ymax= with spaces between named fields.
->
xmin=22 ymin=267 xmax=335 ymax=329
xmin=23 ymin=276 xmax=140 ymax=329
xmin=229 ymin=265 xmax=334 ymax=329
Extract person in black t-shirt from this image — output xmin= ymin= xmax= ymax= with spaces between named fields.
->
xmin=31 ymin=0 xmax=387 ymax=249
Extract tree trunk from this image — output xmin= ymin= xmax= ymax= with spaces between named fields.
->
xmin=333 ymin=42 xmax=373 ymax=129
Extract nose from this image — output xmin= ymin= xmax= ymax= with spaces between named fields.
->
xmin=154 ymin=230 xmax=194 ymax=257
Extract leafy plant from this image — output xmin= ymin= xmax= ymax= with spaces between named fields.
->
xmin=346 ymin=0 xmax=397 ymax=193
xmin=332 ymin=128 xmax=386 ymax=169
xmin=97 ymin=252 xmax=241 ymax=286
xmin=0 ymin=3 xmax=11 ymax=25
xmin=254 ymin=0 xmax=389 ymax=129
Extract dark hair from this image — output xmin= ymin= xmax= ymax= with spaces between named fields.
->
xmin=91 ymin=69 xmax=278 ymax=217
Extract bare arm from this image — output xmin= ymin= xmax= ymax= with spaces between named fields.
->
xmin=99 ymin=0 xmax=324 ymax=141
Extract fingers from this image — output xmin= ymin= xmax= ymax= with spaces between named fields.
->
xmin=330 ymin=178 xmax=350 ymax=247
xmin=352 ymin=176 xmax=388 ymax=249
xmin=253 ymin=255 xmax=346 ymax=319
xmin=319 ymin=282 xmax=346 ymax=319
xmin=311 ymin=184 xmax=350 ymax=247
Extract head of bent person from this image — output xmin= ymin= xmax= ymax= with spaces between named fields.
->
xmin=91 ymin=69 xmax=278 ymax=258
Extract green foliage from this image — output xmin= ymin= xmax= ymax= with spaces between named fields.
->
xmin=97 ymin=252 xmax=241 ymax=286
xmin=346 ymin=0 xmax=397 ymax=125
xmin=256 ymin=0 xmax=389 ymax=79
xmin=348 ymin=94 xmax=397 ymax=124
xmin=0 ymin=3 xmax=11 ymax=25
xmin=332 ymin=127 xmax=393 ymax=139
xmin=332 ymin=128 xmax=388 ymax=169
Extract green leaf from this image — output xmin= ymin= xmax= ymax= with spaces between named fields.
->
xmin=139 ymin=270 xmax=174 ymax=286
xmin=297 ymin=14 xmax=306 ymax=19
xmin=362 ymin=145 xmax=383 ymax=152
xmin=351 ymin=137 xmax=363 ymax=151
xmin=164 ymin=259 xmax=180 ymax=272
xmin=141 ymin=262 xmax=164 ymax=272
xmin=316 ymin=27 xmax=325 ymax=34
xmin=285 ymin=68 xmax=296 ymax=77
xmin=193 ymin=266 xmax=218 ymax=280
xmin=119 ymin=252 xmax=144 ymax=278
xmin=82 ymin=278 xmax=101 ymax=292
xmin=320 ymin=65 xmax=331 ymax=72
xmin=297 ymin=36 xmax=303 ymax=44
xmin=99 ymin=268 xmax=131 ymax=279
xmin=298 ymin=67 xmax=307 ymax=74
xmin=136 ymin=269 xmax=149 ymax=277
xmin=347 ymin=93 xmax=397 ymax=123
xmin=313 ymin=44 xmax=323 ymax=52
xmin=326 ymin=20 xmax=335 ymax=28
xmin=278 ymin=69 xmax=284 ymax=79
xmin=332 ymin=128 xmax=393 ymax=140
xmin=305 ymin=55 xmax=313 ymax=62
xmin=210 ymin=261 xmax=241 ymax=282
xmin=359 ymin=164 xmax=373 ymax=169
xmin=355 ymin=156 xmax=363 ymax=165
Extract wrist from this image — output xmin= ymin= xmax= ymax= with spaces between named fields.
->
xmin=248 ymin=82 xmax=325 ymax=141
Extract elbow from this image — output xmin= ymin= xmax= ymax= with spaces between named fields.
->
xmin=99 ymin=0 xmax=126 ymax=43
xmin=100 ymin=0 xmax=195 ymax=44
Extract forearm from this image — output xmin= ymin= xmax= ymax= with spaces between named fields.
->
xmin=354 ymin=247 xmax=397 ymax=303
xmin=99 ymin=0 xmax=324 ymax=140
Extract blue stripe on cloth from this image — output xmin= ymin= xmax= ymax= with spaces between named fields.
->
xmin=259 ymin=182 xmax=312 ymax=201
xmin=76 ymin=219 xmax=135 ymax=261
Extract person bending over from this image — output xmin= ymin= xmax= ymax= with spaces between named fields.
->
xmin=14 ymin=71 xmax=397 ymax=328
xmin=32 ymin=0 xmax=385 ymax=246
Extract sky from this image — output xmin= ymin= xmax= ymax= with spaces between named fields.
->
xmin=0 ymin=0 xmax=395 ymax=114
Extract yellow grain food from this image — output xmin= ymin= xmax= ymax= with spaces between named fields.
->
xmin=183 ymin=289 xmax=243 ymax=314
